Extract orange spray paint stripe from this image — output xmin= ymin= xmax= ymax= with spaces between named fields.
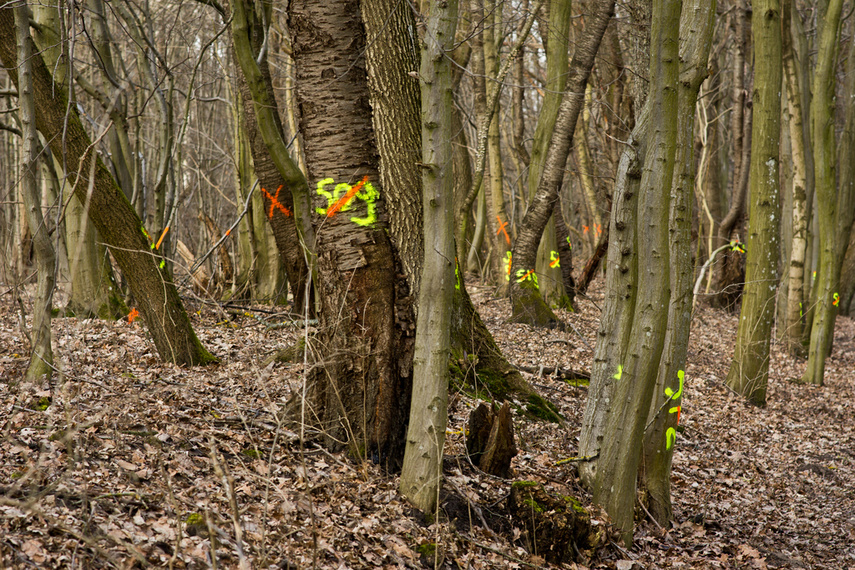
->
xmin=155 ymin=227 xmax=169 ymax=250
xmin=327 ymin=176 xmax=369 ymax=218
xmin=496 ymin=216 xmax=511 ymax=245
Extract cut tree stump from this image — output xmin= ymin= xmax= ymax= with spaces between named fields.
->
xmin=508 ymin=481 xmax=606 ymax=564
xmin=466 ymin=401 xmax=517 ymax=478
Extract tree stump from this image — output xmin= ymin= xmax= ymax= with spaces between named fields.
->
xmin=466 ymin=401 xmax=516 ymax=478
xmin=508 ymin=481 xmax=606 ymax=564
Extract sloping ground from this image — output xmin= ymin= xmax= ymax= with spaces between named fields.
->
xmin=0 ymin=278 xmax=853 ymax=569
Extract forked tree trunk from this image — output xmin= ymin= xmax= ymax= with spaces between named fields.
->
xmin=639 ymin=0 xmax=716 ymax=527
xmin=725 ymin=0 xmax=783 ymax=405
xmin=0 ymin=8 xmax=214 ymax=367
xmin=583 ymin=0 xmax=681 ymax=543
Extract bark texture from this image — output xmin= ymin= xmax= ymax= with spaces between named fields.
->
xmin=288 ymin=0 xmax=411 ymax=468
xmin=725 ymin=0 xmax=783 ymax=405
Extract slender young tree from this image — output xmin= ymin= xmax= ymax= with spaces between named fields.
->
xmin=801 ymin=0 xmax=846 ymax=386
xmin=781 ymin=0 xmax=809 ymax=355
xmin=400 ymin=0 xmax=458 ymax=511
xmin=16 ymin=4 xmax=56 ymax=382
xmin=725 ymin=0 xmax=783 ymax=405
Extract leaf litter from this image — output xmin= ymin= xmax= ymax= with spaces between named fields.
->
xmin=0 ymin=278 xmax=853 ymax=569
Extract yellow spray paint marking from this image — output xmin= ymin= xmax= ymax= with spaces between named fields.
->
xmin=730 ymin=240 xmax=745 ymax=254
xmin=612 ymin=365 xmax=622 ymax=380
xmin=799 ymin=302 xmax=803 ymax=318
xmin=504 ymin=251 xmax=512 ymax=282
xmin=664 ymin=370 xmax=684 ymax=450
xmin=833 ymin=292 xmax=840 ymax=307
xmin=566 ymin=236 xmax=572 ymax=249
xmin=549 ymin=251 xmax=560 ymax=268
xmin=315 ymin=176 xmax=378 ymax=227
xmin=515 ymin=268 xmax=538 ymax=288
xmin=455 ymin=257 xmax=461 ymax=290
xmin=665 ymin=428 xmax=677 ymax=450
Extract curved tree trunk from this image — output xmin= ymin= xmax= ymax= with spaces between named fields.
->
xmin=228 ymin=0 xmax=315 ymax=314
xmin=509 ymin=1 xmax=614 ymax=327
xmin=0 ymin=8 xmax=214 ymax=367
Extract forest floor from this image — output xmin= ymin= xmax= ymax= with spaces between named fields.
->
xmin=1 ymin=276 xmax=854 ymax=569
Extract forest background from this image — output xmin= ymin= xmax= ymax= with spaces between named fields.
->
xmin=1 ymin=0 xmax=854 ymax=568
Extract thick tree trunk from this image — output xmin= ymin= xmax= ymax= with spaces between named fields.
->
xmin=509 ymin=1 xmax=614 ymax=327
xmin=287 ymin=0 xmax=411 ymax=468
xmin=0 ymin=7 xmax=214 ymax=366
xmin=725 ymin=0 xmax=783 ymax=405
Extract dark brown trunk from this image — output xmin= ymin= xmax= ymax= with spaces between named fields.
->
xmin=288 ymin=0 xmax=411 ymax=468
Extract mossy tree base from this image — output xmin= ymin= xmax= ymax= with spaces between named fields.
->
xmin=509 ymin=283 xmax=560 ymax=328
xmin=508 ymin=481 xmax=606 ymax=564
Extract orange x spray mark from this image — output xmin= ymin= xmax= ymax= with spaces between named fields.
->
xmin=326 ymin=176 xmax=369 ymax=218
xmin=496 ymin=216 xmax=511 ymax=245
xmin=595 ymin=223 xmax=602 ymax=236
xmin=262 ymin=185 xmax=292 ymax=218
xmin=583 ymin=225 xmax=589 ymax=235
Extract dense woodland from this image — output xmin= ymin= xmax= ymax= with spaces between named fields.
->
xmin=1 ymin=0 xmax=854 ymax=568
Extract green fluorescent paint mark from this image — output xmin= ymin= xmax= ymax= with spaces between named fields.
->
xmin=612 ymin=365 xmax=622 ymax=381
xmin=566 ymin=235 xmax=572 ymax=249
xmin=549 ymin=250 xmax=560 ymax=268
xmin=159 ymin=260 xmax=166 ymax=269
xmin=315 ymin=177 xmax=379 ymax=227
xmin=454 ymin=258 xmax=461 ymax=290
xmin=833 ymin=292 xmax=840 ymax=307
xmin=799 ymin=302 xmax=803 ymax=318
xmin=665 ymin=427 xmax=676 ymax=450
xmin=504 ymin=251 xmax=512 ymax=281
xmin=664 ymin=369 xmax=684 ymax=401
